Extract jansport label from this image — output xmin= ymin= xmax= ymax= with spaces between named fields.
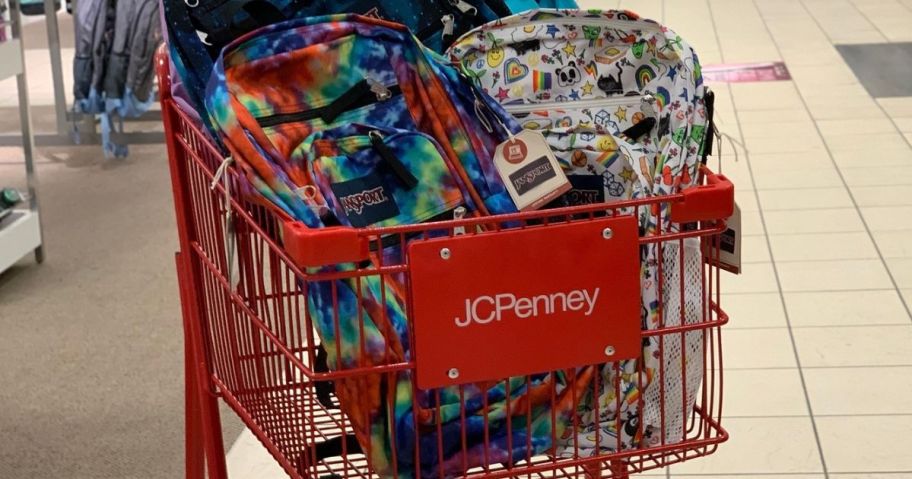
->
xmin=329 ymin=171 xmax=399 ymax=227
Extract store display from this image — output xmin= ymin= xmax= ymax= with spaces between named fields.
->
xmin=449 ymin=9 xmax=711 ymax=454
xmin=73 ymin=0 xmax=161 ymax=157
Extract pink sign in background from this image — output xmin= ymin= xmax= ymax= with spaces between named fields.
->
xmin=703 ymin=61 xmax=792 ymax=83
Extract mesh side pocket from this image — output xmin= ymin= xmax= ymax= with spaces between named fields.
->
xmin=642 ymin=237 xmax=705 ymax=445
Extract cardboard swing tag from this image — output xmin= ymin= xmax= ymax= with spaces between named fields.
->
xmin=715 ymin=202 xmax=741 ymax=274
xmin=493 ymin=130 xmax=571 ymax=211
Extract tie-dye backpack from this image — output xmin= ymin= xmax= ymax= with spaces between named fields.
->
xmin=449 ymin=9 xmax=710 ymax=455
xmin=204 ymin=14 xmax=592 ymax=477
xmin=163 ymin=0 xmax=580 ymax=138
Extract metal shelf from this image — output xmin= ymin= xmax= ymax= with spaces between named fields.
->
xmin=1 ymin=0 xmax=45 ymax=274
xmin=0 ymin=38 xmax=23 ymax=81
xmin=0 ymin=210 xmax=42 ymax=272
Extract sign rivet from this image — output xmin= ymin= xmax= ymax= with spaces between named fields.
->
xmin=448 ymin=368 xmax=460 ymax=379
xmin=604 ymin=345 xmax=616 ymax=356
xmin=602 ymin=228 xmax=613 ymax=239
xmin=440 ymin=248 xmax=451 ymax=260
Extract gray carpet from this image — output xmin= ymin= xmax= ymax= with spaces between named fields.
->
xmin=0 ymin=15 xmax=239 ymax=479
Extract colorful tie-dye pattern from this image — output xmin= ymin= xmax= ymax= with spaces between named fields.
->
xmin=203 ymin=14 xmax=592 ymax=478
xmin=449 ymin=9 xmax=709 ymax=456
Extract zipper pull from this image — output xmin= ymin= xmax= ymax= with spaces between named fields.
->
xmin=441 ymin=14 xmax=455 ymax=38
xmin=366 ymin=77 xmax=391 ymax=101
xmin=642 ymin=93 xmax=657 ymax=118
xmin=453 ymin=206 xmax=467 ymax=235
xmin=449 ymin=0 xmax=477 ymax=16
xmin=369 ymin=130 xmax=419 ymax=190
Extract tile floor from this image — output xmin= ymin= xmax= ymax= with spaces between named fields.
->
xmin=0 ymin=0 xmax=910 ymax=478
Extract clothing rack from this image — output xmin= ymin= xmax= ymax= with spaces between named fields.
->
xmin=0 ymin=0 xmax=162 ymax=148
xmin=0 ymin=0 xmax=44 ymax=273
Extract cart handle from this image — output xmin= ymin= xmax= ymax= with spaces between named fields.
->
xmin=282 ymin=167 xmax=735 ymax=267
xmin=670 ymin=167 xmax=734 ymax=224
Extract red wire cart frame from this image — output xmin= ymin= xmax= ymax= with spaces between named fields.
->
xmin=159 ymin=49 xmax=731 ymax=479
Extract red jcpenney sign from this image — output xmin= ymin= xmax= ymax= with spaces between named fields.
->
xmin=409 ymin=217 xmax=642 ymax=389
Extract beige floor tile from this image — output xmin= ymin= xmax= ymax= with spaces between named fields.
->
xmin=742 ymin=209 xmax=766 ymax=236
xmin=735 ymin=188 xmax=759 ymax=211
xmin=831 ymin=474 xmax=912 ymax=479
xmin=749 ymin=151 xmax=835 ymax=171
xmin=770 ymin=232 xmax=878 ymax=262
xmin=731 ymin=87 xmax=803 ymax=112
xmin=740 ymin=121 xmax=818 ymax=140
xmin=887 ymin=257 xmax=912 ymax=289
xmin=670 ymin=476 xmax=825 ymax=479
xmin=818 ymin=415 xmax=912 ymax=472
xmin=878 ymin=97 xmax=912 ymax=117
xmin=722 ymin=292 xmax=788 ymax=329
xmin=737 ymin=109 xmax=812 ymax=124
xmin=785 ymin=290 xmax=911 ymax=327
xmin=841 ymin=166 xmax=912 ymax=186
xmin=725 ymin=262 xmax=778 ymax=294
xmin=764 ymin=208 xmax=865 ymax=235
xmin=892 ymin=117 xmax=912 ymax=132
xmin=850 ymin=185 xmax=912 ymax=207
xmin=861 ymin=206 xmax=912 ymax=231
xmin=831 ymin=146 xmax=912 ymax=168
xmin=672 ymin=417 xmax=822 ymax=474
xmin=743 ymin=134 xmax=827 ymax=155
xmin=777 ymin=259 xmax=892 ymax=292
xmin=753 ymin=166 xmax=844 ymax=190
xmin=742 ymin=235 xmax=772 ymax=264
xmin=809 ymin=104 xmax=887 ymax=121
xmin=872 ymin=230 xmax=912 ymax=258
xmin=724 ymin=328 xmax=797 ymax=369
xmin=805 ymin=366 xmax=912 ymax=416
xmin=793 ymin=325 xmax=912 ymax=367
xmin=825 ymin=133 xmax=910 ymax=153
xmin=758 ymin=187 xmax=853 ymax=211
xmin=817 ymin=118 xmax=898 ymax=137
xmin=723 ymin=368 xmax=808 ymax=417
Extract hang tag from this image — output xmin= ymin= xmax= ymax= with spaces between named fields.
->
xmin=494 ymin=130 xmax=571 ymax=211
xmin=713 ymin=202 xmax=741 ymax=274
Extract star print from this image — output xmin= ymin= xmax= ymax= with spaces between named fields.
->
xmin=582 ymin=81 xmax=594 ymax=95
xmin=615 ymin=106 xmax=628 ymax=122
xmin=562 ymin=42 xmax=577 ymax=57
xmin=620 ymin=167 xmax=637 ymax=182
xmin=668 ymin=65 xmax=678 ymax=81
xmin=546 ymin=25 xmax=560 ymax=38
xmin=569 ymin=89 xmax=581 ymax=100
xmin=495 ymin=87 xmax=510 ymax=101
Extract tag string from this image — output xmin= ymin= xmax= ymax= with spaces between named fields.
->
xmin=210 ymin=157 xmax=236 ymax=283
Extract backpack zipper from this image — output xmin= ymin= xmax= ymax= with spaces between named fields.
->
xmin=495 ymin=15 xmax=659 ymax=32
xmin=503 ymin=94 xmax=655 ymax=116
xmin=257 ymin=81 xmax=403 ymax=127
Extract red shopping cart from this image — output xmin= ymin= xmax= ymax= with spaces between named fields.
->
xmin=159 ymin=49 xmax=732 ymax=479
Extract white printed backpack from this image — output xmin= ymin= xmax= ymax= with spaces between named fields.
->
xmin=449 ymin=9 xmax=710 ymax=456
xmin=448 ymin=8 xmax=709 ymax=204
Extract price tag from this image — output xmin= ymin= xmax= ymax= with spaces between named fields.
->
xmin=493 ymin=130 xmax=571 ymax=211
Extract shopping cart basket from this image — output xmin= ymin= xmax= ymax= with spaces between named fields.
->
xmin=158 ymin=49 xmax=732 ymax=479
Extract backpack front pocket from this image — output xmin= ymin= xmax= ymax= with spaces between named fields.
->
xmin=309 ymin=130 xmax=466 ymax=229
